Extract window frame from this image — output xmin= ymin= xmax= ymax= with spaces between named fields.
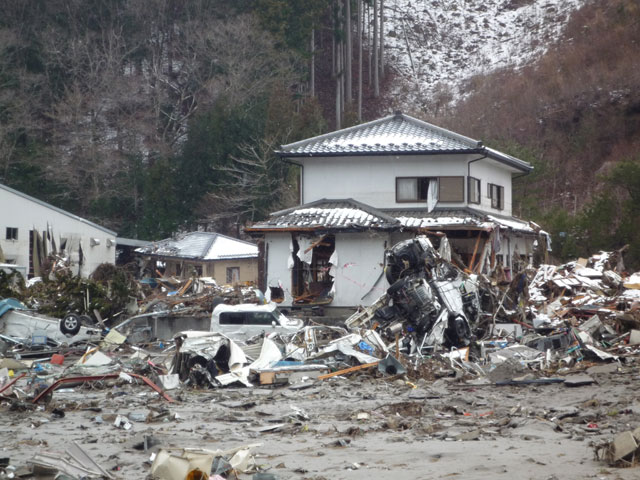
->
xmin=468 ymin=177 xmax=481 ymax=204
xmin=438 ymin=176 xmax=465 ymax=203
xmin=226 ymin=266 xmax=240 ymax=284
xmin=488 ymin=183 xmax=504 ymax=210
xmin=5 ymin=227 xmax=18 ymax=241
xmin=245 ymin=311 xmax=277 ymax=326
xmin=395 ymin=176 xmax=432 ymax=203
xmin=219 ymin=312 xmax=245 ymax=325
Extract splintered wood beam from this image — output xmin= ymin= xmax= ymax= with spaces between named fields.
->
xmin=318 ymin=362 xmax=380 ymax=380
xmin=468 ymin=233 xmax=483 ymax=271
xmin=177 ymin=278 xmax=193 ymax=296
xmin=304 ymin=235 xmax=328 ymax=254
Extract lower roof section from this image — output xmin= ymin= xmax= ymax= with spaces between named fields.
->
xmin=245 ymin=199 xmax=545 ymax=236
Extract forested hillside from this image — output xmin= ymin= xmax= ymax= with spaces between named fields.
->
xmin=1 ymin=0 xmax=640 ymax=266
xmin=437 ymin=0 xmax=640 ymax=266
xmin=0 ymin=1 xmax=353 ymax=239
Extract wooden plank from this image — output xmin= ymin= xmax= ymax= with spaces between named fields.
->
xmin=468 ymin=234 xmax=482 ymax=271
xmin=177 ymin=278 xmax=193 ymax=296
xmin=473 ymin=239 xmax=487 ymax=273
xmin=318 ymin=362 xmax=379 ymax=380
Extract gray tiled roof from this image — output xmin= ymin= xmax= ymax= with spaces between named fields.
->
xmin=246 ymin=199 xmax=400 ymax=231
xmin=279 ymin=112 xmax=532 ymax=172
xmin=280 ymin=113 xmax=480 ymax=156
xmin=384 ymin=207 xmax=536 ymax=232
xmin=247 ymin=202 xmax=538 ymax=235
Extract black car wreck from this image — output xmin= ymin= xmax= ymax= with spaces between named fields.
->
xmin=346 ymin=236 xmax=480 ymax=355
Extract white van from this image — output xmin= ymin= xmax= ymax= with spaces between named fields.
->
xmin=210 ymin=303 xmax=303 ymax=341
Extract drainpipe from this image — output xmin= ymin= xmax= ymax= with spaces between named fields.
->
xmin=467 ymin=153 xmax=488 ymax=188
xmin=467 ymin=153 xmax=488 ymax=270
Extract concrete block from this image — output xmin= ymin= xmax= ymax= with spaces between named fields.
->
xmin=611 ymin=431 xmax=638 ymax=461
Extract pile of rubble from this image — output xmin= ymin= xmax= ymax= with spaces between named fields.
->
xmin=3 ymin=237 xmax=640 ymax=477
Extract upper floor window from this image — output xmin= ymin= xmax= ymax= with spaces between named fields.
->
xmin=5 ymin=227 xmax=18 ymax=240
xmin=396 ymin=177 xmax=432 ymax=202
xmin=489 ymin=183 xmax=504 ymax=210
xmin=438 ymin=177 xmax=464 ymax=202
xmin=468 ymin=177 xmax=481 ymax=204
xmin=396 ymin=176 xmax=465 ymax=203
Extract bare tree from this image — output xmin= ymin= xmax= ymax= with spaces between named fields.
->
xmin=345 ymin=0 xmax=352 ymax=106
xmin=310 ymin=28 xmax=316 ymax=97
xmin=358 ymin=0 xmax=363 ymax=120
xmin=200 ymin=138 xmax=297 ymax=224
xmin=373 ymin=0 xmax=380 ymax=97
xmin=380 ymin=0 xmax=385 ymax=80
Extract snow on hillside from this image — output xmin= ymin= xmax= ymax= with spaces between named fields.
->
xmin=383 ymin=0 xmax=590 ymax=111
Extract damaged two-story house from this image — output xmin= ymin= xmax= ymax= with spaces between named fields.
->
xmin=246 ymin=112 xmax=548 ymax=309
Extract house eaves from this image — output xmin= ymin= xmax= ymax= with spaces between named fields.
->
xmin=0 ymin=183 xmax=117 ymax=236
xmin=277 ymin=112 xmax=532 ymax=174
xmin=383 ymin=206 xmax=540 ymax=235
xmin=245 ymin=198 xmax=401 ymax=233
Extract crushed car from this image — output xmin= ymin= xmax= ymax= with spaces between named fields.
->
xmin=210 ymin=302 xmax=304 ymax=342
xmin=346 ymin=236 xmax=480 ymax=354
xmin=0 ymin=297 xmax=102 ymax=350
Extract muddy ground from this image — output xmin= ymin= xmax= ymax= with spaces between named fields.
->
xmin=2 ymin=358 xmax=640 ymax=480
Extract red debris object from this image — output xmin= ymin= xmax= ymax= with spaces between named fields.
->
xmin=50 ymin=354 xmax=65 ymax=365
xmin=0 ymin=372 xmax=26 ymax=394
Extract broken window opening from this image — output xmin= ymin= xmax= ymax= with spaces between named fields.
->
xmin=269 ymin=286 xmax=284 ymax=303
xmin=155 ymin=260 xmax=166 ymax=275
xmin=291 ymin=234 xmax=335 ymax=305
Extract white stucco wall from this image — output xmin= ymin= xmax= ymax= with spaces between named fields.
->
xmin=299 ymin=154 xmax=519 ymax=216
xmin=468 ymin=158 xmax=514 ymax=216
xmin=264 ymin=231 xmax=390 ymax=308
xmin=264 ymin=232 xmax=295 ymax=304
xmin=0 ymin=186 xmax=116 ymax=277
xmin=331 ymin=232 xmax=390 ymax=307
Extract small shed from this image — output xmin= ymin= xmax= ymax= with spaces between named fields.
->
xmin=135 ymin=232 xmax=259 ymax=285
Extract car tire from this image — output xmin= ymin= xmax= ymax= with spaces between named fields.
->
xmin=60 ymin=313 xmax=81 ymax=336
xmin=79 ymin=314 xmax=93 ymax=326
xmin=387 ymin=276 xmax=410 ymax=296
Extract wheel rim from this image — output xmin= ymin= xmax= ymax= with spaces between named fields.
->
xmin=64 ymin=316 xmax=77 ymax=329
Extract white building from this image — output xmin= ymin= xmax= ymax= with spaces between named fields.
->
xmin=0 ymin=183 xmax=116 ymax=278
xmin=246 ymin=112 xmax=548 ymax=309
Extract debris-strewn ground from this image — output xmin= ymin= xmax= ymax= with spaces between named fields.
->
xmin=4 ymin=243 xmax=640 ymax=478
xmin=2 ymin=360 xmax=640 ymax=480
